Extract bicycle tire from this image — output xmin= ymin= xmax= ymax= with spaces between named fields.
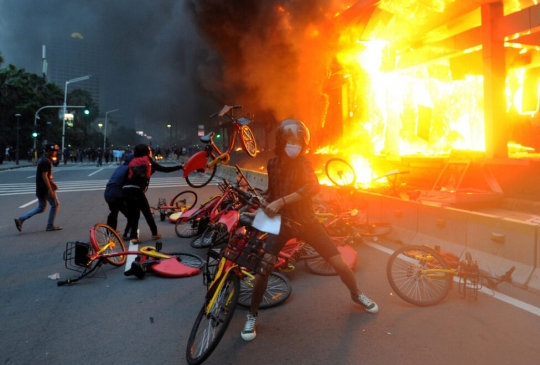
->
xmin=170 ymin=190 xmax=198 ymax=211
xmin=304 ymin=244 xmax=357 ymax=276
xmin=297 ymin=243 xmax=320 ymax=260
xmin=237 ymin=272 xmax=292 ymax=309
xmin=195 ymin=224 xmax=229 ymax=249
xmin=185 ymin=156 xmax=217 ymax=188
xmin=387 ymin=245 xmax=452 ymax=307
xmin=186 ymin=273 xmax=240 ymax=365
xmin=325 ymin=158 xmax=356 ymax=187
xmin=239 ymin=125 xmax=257 ymax=157
xmin=355 ymin=221 xmax=392 ymax=237
xmin=175 ymin=218 xmax=201 ymax=238
xmin=163 ymin=252 xmax=204 ymax=269
xmin=89 ymin=223 xmax=126 ymax=266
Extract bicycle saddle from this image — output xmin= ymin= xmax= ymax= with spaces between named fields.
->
xmin=200 ymin=132 xmax=214 ymax=143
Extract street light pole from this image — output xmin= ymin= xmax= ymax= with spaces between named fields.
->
xmin=104 ymin=109 xmax=119 ymax=151
xmin=62 ymin=74 xmax=91 ymax=160
xmin=167 ymin=124 xmax=172 ymax=145
xmin=15 ymin=114 xmax=21 ymax=165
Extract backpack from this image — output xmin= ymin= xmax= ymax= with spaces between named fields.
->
xmin=127 ymin=156 xmax=152 ymax=182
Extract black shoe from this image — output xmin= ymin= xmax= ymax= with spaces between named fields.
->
xmin=14 ymin=218 xmax=22 ymax=232
xmin=46 ymin=226 xmax=63 ymax=231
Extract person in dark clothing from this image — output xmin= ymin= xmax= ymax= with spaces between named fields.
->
xmin=14 ymin=144 xmax=62 ymax=232
xmin=122 ymin=144 xmax=183 ymax=243
xmin=240 ymin=119 xmax=378 ymax=342
xmin=104 ymin=153 xmax=134 ymax=237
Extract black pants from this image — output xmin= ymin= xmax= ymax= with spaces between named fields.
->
xmin=105 ymin=196 xmax=131 ymax=234
xmin=265 ymin=219 xmax=339 ymax=260
xmin=122 ymin=187 xmax=157 ymax=239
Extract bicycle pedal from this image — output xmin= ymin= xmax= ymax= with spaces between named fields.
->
xmin=155 ymin=241 xmax=163 ymax=251
xmin=281 ymin=264 xmax=296 ymax=273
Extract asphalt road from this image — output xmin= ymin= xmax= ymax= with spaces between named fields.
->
xmin=1 ymin=161 xmax=540 ymax=365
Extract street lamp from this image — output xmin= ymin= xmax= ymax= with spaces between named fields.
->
xmin=167 ymin=124 xmax=172 ymax=144
xmin=104 ymin=109 xmax=119 ymax=151
xmin=15 ymin=114 xmax=21 ymax=165
xmin=62 ymin=74 xmax=91 ymax=160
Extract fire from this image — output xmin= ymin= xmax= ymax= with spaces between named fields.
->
xmin=296 ymin=2 xmax=537 ymax=164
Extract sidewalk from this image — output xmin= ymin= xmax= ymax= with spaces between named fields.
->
xmin=0 ymin=160 xmax=34 ymax=171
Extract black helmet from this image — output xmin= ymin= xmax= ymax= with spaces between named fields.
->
xmin=276 ymin=119 xmax=310 ymax=147
xmin=46 ymin=144 xmax=60 ymax=151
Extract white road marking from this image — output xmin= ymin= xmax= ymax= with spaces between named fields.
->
xmin=88 ymin=168 xmax=104 ymax=176
xmin=19 ymin=199 xmax=38 ymax=208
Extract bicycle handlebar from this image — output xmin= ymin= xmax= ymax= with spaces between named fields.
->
xmin=210 ymin=104 xmax=243 ymax=118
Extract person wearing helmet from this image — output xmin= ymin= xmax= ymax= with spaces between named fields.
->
xmin=240 ymin=119 xmax=378 ymax=342
xmin=14 ymin=144 xmax=62 ymax=232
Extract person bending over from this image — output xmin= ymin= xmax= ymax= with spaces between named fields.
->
xmin=122 ymin=144 xmax=182 ymax=243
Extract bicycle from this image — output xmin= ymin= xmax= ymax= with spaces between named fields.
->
xmin=186 ymin=188 xmax=291 ymax=365
xmin=183 ymin=105 xmax=258 ymax=188
xmin=153 ymin=190 xmax=198 ymax=222
xmin=386 ymin=244 xmax=515 ymax=307
xmin=324 ymin=157 xmax=419 ymax=200
xmin=58 ymin=223 xmax=203 ymax=286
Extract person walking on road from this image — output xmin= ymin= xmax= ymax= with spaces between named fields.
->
xmin=96 ymin=147 xmax=103 ymax=167
xmin=240 ymin=119 xmax=378 ymax=342
xmin=122 ymin=144 xmax=182 ymax=243
xmin=14 ymin=144 xmax=62 ymax=232
xmin=104 ymin=153 xmax=134 ymax=237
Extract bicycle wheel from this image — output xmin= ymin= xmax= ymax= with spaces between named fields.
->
xmin=194 ymin=224 xmax=229 ymax=249
xmin=237 ymin=272 xmax=292 ymax=309
xmin=355 ymin=220 xmax=392 ymax=237
xmin=325 ymin=158 xmax=356 ymax=187
xmin=176 ymin=217 xmax=202 ymax=238
xmin=186 ymin=273 xmax=239 ymax=365
xmin=239 ymin=125 xmax=257 ymax=157
xmin=387 ymin=245 xmax=452 ymax=307
xmin=185 ymin=156 xmax=217 ymax=188
xmin=90 ymin=223 xmax=126 ymax=266
xmin=170 ymin=190 xmax=198 ymax=211
xmin=165 ymin=252 xmax=204 ymax=269
xmin=297 ymin=243 xmax=320 ymax=260
xmin=304 ymin=244 xmax=357 ymax=276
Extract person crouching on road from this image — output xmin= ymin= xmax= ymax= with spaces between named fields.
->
xmin=122 ymin=144 xmax=182 ymax=243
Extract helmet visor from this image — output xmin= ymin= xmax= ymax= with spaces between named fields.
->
xmin=280 ymin=119 xmax=310 ymax=146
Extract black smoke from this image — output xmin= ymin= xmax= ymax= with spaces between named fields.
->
xmin=0 ymin=0 xmax=339 ymax=144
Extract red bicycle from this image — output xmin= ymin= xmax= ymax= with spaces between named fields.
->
xmin=183 ymin=105 xmax=257 ymax=188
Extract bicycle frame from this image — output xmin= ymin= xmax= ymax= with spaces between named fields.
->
xmin=183 ymin=105 xmax=256 ymax=178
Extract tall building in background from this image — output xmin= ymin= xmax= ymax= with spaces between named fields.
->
xmin=45 ymin=36 xmax=102 ymax=111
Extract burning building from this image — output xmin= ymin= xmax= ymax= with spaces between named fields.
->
xmin=191 ymin=0 xmax=540 ymax=204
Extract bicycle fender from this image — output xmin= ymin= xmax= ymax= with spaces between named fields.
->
xmin=218 ymin=210 xmax=240 ymax=233
xmin=183 ymin=151 xmax=209 ymax=178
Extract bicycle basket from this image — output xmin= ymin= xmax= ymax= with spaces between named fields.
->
xmin=63 ymin=241 xmax=92 ymax=271
xmin=223 ymin=235 xmax=273 ymax=276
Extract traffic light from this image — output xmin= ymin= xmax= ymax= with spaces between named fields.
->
xmin=84 ymin=104 xmax=90 ymax=115
xmin=32 ymin=131 xmax=38 ymax=138
xmin=216 ymin=134 xmax=221 ymax=138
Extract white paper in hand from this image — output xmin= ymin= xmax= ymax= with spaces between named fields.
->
xmin=252 ymin=208 xmax=281 ymax=235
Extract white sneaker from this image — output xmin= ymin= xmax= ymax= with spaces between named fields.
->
xmin=241 ymin=313 xmax=258 ymax=341
xmin=352 ymin=292 xmax=379 ymax=314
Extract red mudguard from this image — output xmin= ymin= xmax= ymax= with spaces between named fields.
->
xmin=183 ymin=151 xmax=209 ymax=178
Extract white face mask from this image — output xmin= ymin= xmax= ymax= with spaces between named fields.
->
xmin=284 ymin=143 xmax=302 ymax=158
